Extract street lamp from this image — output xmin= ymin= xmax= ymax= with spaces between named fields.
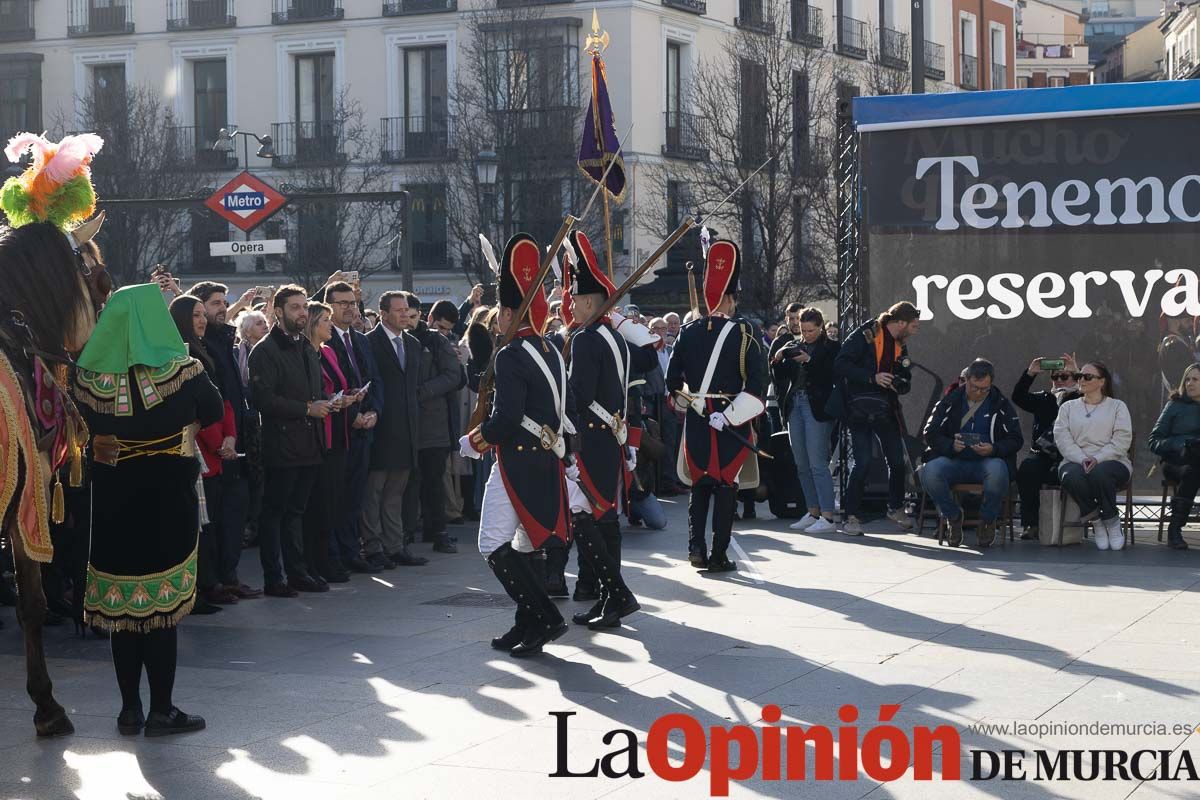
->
xmin=475 ymin=145 xmax=499 ymax=243
xmin=213 ymin=127 xmax=276 ymax=169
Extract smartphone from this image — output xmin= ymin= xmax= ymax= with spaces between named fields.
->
xmin=1039 ymin=358 xmax=1065 ymax=370
xmin=330 ymin=390 xmax=345 ymax=404
xmin=357 ymin=381 xmax=371 ymax=397
xmin=960 ymin=432 xmax=982 ymax=447
xmin=346 ymin=270 xmax=360 ymax=284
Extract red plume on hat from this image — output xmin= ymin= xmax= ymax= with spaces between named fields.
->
xmin=703 ymin=239 xmax=740 ymax=314
xmin=567 ymin=230 xmax=617 ymax=299
xmin=499 ymin=232 xmax=550 ymax=335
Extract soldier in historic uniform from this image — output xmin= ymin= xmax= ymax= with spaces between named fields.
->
xmin=666 ymin=239 xmax=766 ymax=572
xmin=560 ymin=230 xmax=654 ymax=629
xmin=458 ymin=233 xmax=571 ymax=658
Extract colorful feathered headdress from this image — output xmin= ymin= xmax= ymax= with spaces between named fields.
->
xmin=0 ymin=132 xmax=104 ymax=232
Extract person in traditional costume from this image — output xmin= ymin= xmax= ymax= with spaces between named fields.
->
xmin=666 ymin=239 xmax=766 ymax=572
xmin=459 ymin=233 xmax=571 ymax=658
xmin=72 ymin=284 xmax=224 ymax=737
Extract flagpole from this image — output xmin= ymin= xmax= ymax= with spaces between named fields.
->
xmin=602 ymin=189 xmax=614 ymax=282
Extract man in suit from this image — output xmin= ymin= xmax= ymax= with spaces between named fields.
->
xmin=360 ymin=290 xmax=428 ymax=569
xmin=324 ymin=281 xmax=382 ymax=577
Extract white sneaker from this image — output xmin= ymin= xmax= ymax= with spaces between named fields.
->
xmin=790 ymin=514 xmax=820 ymax=531
xmin=1093 ymin=521 xmax=1110 ymax=550
xmin=1107 ymin=517 xmax=1126 ymax=551
xmin=841 ymin=516 xmax=864 ymax=536
xmin=807 ymin=517 xmax=838 ymax=534
xmin=886 ymin=508 xmax=915 ymax=530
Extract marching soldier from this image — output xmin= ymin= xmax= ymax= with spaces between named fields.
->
xmin=459 ymin=233 xmax=571 ymax=658
xmin=666 ymin=239 xmax=766 ymax=572
xmin=561 ymin=231 xmax=653 ymax=629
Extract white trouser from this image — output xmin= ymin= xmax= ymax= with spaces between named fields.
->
xmin=478 ymin=461 xmax=535 ymax=556
xmin=566 ymin=472 xmax=624 ymax=515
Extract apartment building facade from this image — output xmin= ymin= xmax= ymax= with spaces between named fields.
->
xmin=1015 ymin=0 xmax=1092 ymax=86
xmin=0 ymin=0 xmax=1010 ymax=300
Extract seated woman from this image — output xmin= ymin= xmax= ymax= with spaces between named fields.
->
xmin=1148 ymin=363 xmax=1200 ymax=551
xmin=1053 ymin=362 xmax=1133 ymax=551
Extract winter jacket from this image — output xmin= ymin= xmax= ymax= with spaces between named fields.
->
xmin=248 ymin=326 xmax=326 ymax=468
xmin=412 ymin=321 xmax=466 ymax=450
xmin=1012 ymin=370 xmax=1080 ymax=457
xmin=197 ymin=400 xmax=236 ymax=478
xmin=769 ymin=331 xmax=840 ymax=422
xmin=921 ymin=384 xmax=1024 ymax=476
xmin=831 ymin=319 xmax=912 ymax=419
xmin=1149 ymin=396 xmax=1200 ymax=464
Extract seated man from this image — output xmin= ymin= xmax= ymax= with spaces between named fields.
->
xmin=920 ymin=359 xmax=1024 ymax=548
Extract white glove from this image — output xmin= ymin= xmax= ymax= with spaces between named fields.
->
xmin=458 ymin=434 xmax=481 ymax=460
xmin=708 ymin=412 xmax=729 ymax=431
xmin=565 ymin=462 xmax=580 ymax=482
xmin=625 ymin=449 xmax=637 ymax=472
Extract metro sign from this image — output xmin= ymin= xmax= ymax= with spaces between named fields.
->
xmin=205 ymin=171 xmax=287 ymax=233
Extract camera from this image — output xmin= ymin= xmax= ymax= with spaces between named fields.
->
xmin=891 ymin=356 xmax=913 ymax=394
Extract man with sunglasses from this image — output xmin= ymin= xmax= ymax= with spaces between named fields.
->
xmin=1013 ymin=356 xmax=1081 ymax=540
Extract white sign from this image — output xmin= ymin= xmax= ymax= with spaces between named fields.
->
xmin=210 ymin=239 xmax=287 ymax=257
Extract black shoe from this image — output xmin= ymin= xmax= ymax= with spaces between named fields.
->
xmin=572 ymin=597 xmax=605 ymax=626
xmin=387 ymin=548 xmax=429 ymax=567
xmin=704 ymin=555 xmax=737 ymax=573
xmin=572 ymin=583 xmax=600 ymax=602
xmin=117 ymin=707 xmax=145 ymax=736
xmin=432 ymin=537 xmax=458 ymax=554
xmin=144 ymin=707 xmax=206 ymax=738
xmin=689 ymin=552 xmax=709 ymax=569
xmin=289 ymin=575 xmax=327 ymax=593
xmin=321 ymin=568 xmax=351 ymax=584
xmin=491 ymin=626 xmax=525 ymax=650
xmin=190 ymin=600 xmax=223 ymax=615
xmin=510 ymin=622 xmax=569 ymax=658
xmin=978 ymin=521 xmax=997 ymax=549
xmin=946 ymin=516 xmax=964 ymax=548
xmin=345 ymin=557 xmax=377 ymax=574
xmin=228 ymin=583 xmax=264 ymax=599
xmin=366 ymin=554 xmax=394 ymax=571
xmin=264 ymin=583 xmax=299 ymax=599
xmin=545 ymin=571 xmax=569 ymax=598
xmin=587 ymin=594 xmax=640 ymax=630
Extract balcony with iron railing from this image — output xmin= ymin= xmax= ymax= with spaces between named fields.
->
xmin=663 ymin=112 xmax=708 ymax=161
xmin=880 ymin=27 xmax=908 ymax=69
xmin=271 ymin=0 xmax=343 ymax=24
xmin=496 ymin=0 xmax=566 ymax=7
xmin=271 ymin=120 xmax=344 ymax=166
xmin=736 ymin=0 xmax=774 ymax=33
xmin=382 ymin=0 xmax=456 ymax=14
xmin=960 ymin=53 xmax=978 ymax=90
xmin=167 ymin=125 xmax=240 ymax=170
xmin=924 ymin=40 xmax=945 ymax=81
xmin=837 ymin=16 xmax=867 ymax=59
xmin=789 ymin=1 xmax=822 ymax=47
xmin=381 ymin=116 xmax=456 ymax=162
xmin=662 ymin=0 xmax=706 ymax=14
xmin=990 ymin=61 xmax=1006 ymax=89
xmin=793 ymin=134 xmax=832 ymax=178
xmin=490 ymin=106 xmax=577 ymax=156
xmin=168 ymin=0 xmax=236 ymax=30
xmin=0 ymin=0 xmax=33 ymax=41
xmin=68 ymin=0 xmax=134 ymax=37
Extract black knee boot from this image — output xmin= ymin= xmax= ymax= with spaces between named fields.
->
xmin=1168 ymin=497 xmax=1192 ymax=550
xmin=572 ymin=534 xmax=599 ymax=601
xmin=688 ymin=485 xmax=713 ymax=567
xmin=487 ymin=548 xmax=533 ymax=650
xmin=708 ymin=485 xmax=738 ymax=572
xmin=589 ymin=519 xmax=638 ymax=629
xmin=544 ymin=541 xmax=569 ymax=597
xmin=487 ymin=543 xmax=567 ymax=658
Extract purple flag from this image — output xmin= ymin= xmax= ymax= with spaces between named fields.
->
xmin=578 ymin=54 xmax=626 ymax=202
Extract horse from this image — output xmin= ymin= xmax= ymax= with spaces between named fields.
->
xmin=0 ymin=212 xmax=109 ymax=737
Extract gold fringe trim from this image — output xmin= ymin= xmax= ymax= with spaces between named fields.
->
xmin=84 ymin=595 xmax=196 ymax=633
xmin=73 ymin=359 xmax=204 ymax=416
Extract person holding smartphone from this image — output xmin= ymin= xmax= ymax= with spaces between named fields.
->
xmin=1054 ymin=362 xmax=1133 ymax=551
xmin=1012 ymin=354 xmax=1080 ymax=539
xmin=919 ymin=359 xmax=1024 ymax=548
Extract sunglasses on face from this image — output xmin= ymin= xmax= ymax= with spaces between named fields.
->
xmin=1075 ymin=373 xmax=1101 ymax=382
xmin=1050 ymin=372 xmax=1073 ymax=381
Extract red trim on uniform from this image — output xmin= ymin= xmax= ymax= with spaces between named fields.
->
xmin=570 ymin=231 xmax=618 ymax=297
xmin=703 ymin=241 xmax=738 ymax=314
xmin=683 ymin=440 xmax=704 ymax=483
xmin=468 ymin=426 xmax=490 ymax=454
xmin=626 ymin=426 xmax=642 ymax=449
xmin=720 ymin=438 xmax=752 ymax=484
xmin=576 ymin=455 xmax=616 ymax=518
xmin=509 ymin=238 xmax=551 ymax=335
xmin=496 ymin=450 xmax=567 ymax=547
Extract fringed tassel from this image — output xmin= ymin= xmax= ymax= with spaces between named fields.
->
xmin=84 ymin=595 xmax=196 ymax=634
xmin=51 ymin=475 xmax=64 ymax=524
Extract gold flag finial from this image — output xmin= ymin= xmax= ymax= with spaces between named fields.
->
xmin=586 ymin=9 xmax=610 ymax=54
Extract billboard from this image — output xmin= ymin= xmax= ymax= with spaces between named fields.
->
xmin=855 ymin=83 xmax=1200 ymax=490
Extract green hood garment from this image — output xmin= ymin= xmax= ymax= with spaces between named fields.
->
xmin=76 ymin=283 xmax=187 ymax=374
